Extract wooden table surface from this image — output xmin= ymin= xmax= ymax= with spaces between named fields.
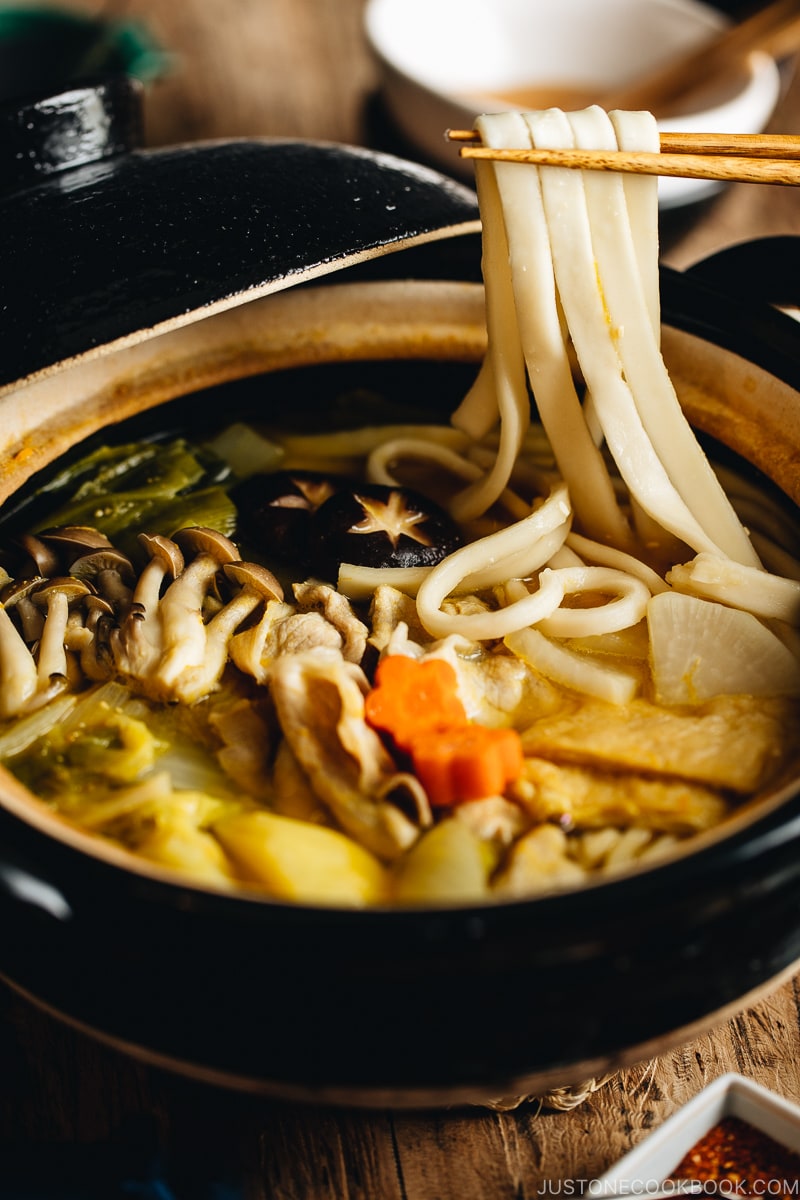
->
xmin=2 ymin=1 xmax=800 ymax=1197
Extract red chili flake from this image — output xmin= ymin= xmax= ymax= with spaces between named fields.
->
xmin=670 ymin=1116 xmax=800 ymax=1200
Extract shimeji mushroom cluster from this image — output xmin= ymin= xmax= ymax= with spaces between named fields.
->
xmin=0 ymin=525 xmax=284 ymax=718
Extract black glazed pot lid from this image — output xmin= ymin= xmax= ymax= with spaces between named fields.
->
xmin=0 ymin=75 xmax=480 ymax=391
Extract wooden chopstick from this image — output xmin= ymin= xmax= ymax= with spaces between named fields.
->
xmin=601 ymin=0 xmax=800 ymax=113
xmin=445 ymin=129 xmax=800 ymax=186
xmin=448 ymin=129 xmax=800 ymax=155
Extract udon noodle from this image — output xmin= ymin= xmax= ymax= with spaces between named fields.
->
xmin=0 ymin=107 xmax=798 ymax=906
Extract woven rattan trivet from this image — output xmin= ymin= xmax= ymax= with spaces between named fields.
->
xmin=481 ymin=1072 xmax=616 ymax=1113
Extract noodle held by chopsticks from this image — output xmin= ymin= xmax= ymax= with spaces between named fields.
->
xmin=410 ymin=106 xmax=782 ymax=650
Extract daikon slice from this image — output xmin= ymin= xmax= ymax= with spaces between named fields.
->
xmin=666 ymin=553 xmax=800 ymax=625
xmin=648 ymin=591 xmax=800 ymax=705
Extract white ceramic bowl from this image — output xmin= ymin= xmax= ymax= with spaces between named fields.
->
xmin=364 ymin=0 xmax=783 ymax=209
xmin=596 ymin=1073 xmax=800 ymax=1189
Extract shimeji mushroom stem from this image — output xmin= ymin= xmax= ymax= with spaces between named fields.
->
xmin=16 ymin=595 xmax=45 ymax=643
xmin=0 ymin=605 xmax=39 ymax=718
xmin=36 ymin=589 xmax=70 ymax=682
xmin=111 ymin=526 xmax=261 ymax=701
xmin=156 ymin=554 xmax=232 ymax=688
xmin=133 ymin=553 xmax=179 ymax=614
xmin=30 ymin=578 xmax=92 ymax=701
xmin=170 ymin=591 xmax=262 ymax=704
xmin=168 ymin=562 xmax=284 ymax=703
xmin=112 ymin=534 xmax=185 ymax=685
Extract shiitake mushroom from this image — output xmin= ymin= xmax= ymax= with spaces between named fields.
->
xmin=309 ymin=483 xmax=462 ymax=580
xmin=231 ymin=470 xmax=345 ymax=562
xmin=234 ymin=472 xmax=462 ymax=581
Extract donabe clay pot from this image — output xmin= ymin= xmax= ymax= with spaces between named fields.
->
xmin=0 ymin=77 xmax=798 ymax=1108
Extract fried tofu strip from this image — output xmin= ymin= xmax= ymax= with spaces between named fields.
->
xmin=519 ymin=693 xmax=800 ymax=794
xmin=513 ymin=756 xmax=728 ymax=834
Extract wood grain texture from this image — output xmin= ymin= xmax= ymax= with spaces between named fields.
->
xmin=459 ymin=142 xmax=800 ymax=187
xmin=1 ymin=1 xmax=800 ymax=1195
xmin=1 ymin=974 xmax=799 ymax=1197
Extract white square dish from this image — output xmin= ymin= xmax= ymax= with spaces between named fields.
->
xmin=596 ymin=1073 xmax=800 ymax=1192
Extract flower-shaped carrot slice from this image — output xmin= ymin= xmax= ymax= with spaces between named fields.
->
xmin=409 ymin=724 xmax=524 ymax=808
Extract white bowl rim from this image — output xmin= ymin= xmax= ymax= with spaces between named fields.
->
xmin=595 ymin=1072 xmax=800 ymax=1188
xmin=365 ymin=0 xmax=730 ymax=90
xmin=364 ymin=0 xmax=783 ymax=209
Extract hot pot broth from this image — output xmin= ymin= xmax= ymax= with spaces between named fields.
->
xmin=0 ymin=361 xmax=796 ymax=906
xmin=0 ymin=106 xmax=798 ymax=907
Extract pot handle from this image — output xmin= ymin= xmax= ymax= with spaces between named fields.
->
xmin=683 ymin=236 xmax=800 ymax=313
xmin=0 ymin=857 xmax=73 ymax=922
